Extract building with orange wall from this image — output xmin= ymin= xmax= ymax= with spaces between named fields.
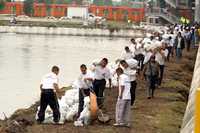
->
xmin=89 ymin=5 xmax=145 ymax=22
xmin=0 ymin=2 xmax=24 ymax=16
xmin=0 ymin=2 xmax=145 ymax=22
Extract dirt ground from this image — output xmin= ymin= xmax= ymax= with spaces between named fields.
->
xmin=0 ymin=48 xmax=197 ymax=133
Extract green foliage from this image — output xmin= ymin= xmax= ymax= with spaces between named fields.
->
xmin=93 ymin=0 xmax=113 ymax=6
xmin=0 ymin=0 xmax=5 ymax=10
xmin=104 ymin=0 xmax=112 ymax=6
xmin=120 ymin=0 xmax=130 ymax=6
xmin=159 ymin=0 xmax=166 ymax=8
xmin=63 ymin=0 xmax=73 ymax=4
xmin=93 ymin=0 xmax=104 ymax=6
xmin=37 ymin=0 xmax=82 ymax=5
xmin=74 ymin=0 xmax=83 ymax=4
xmin=23 ymin=0 xmax=34 ymax=16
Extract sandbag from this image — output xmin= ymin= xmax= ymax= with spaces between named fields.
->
xmin=126 ymin=58 xmax=138 ymax=69
xmin=90 ymin=92 xmax=98 ymax=120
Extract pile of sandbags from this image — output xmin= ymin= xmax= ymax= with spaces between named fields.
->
xmin=35 ymin=85 xmax=91 ymax=125
xmin=74 ymin=96 xmax=91 ymax=126
xmin=59 ymin=88 xmax=79 ymax=122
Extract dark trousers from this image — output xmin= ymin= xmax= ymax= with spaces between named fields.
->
xmin=186 ymin=39 xmax=191 ymax=52
xmin=147 ymin=75 xmax=158 ymax=98
xmin=176 ymin=48 xmax=182 ymax=62
xmin=135 ymin=54 xmax=145 ymax=75
xmin=130 ymin=81 xmax=137 ymax=106
xmin=159 ymin=65 xmax=165 ymax=85
xmin=37 ymin=89 xmax=60 ymax=123
xmin=92 ymin=79 xmax=106 ymax=106
xmin=78 ymin=89 xmax=90 ymax=116
xmin=167 ymin=46 xmax=172 ymax=61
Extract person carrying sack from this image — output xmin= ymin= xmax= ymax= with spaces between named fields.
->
xmin=77 ymin=64 xmax=93 ymax=118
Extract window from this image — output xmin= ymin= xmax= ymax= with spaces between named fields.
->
xmin=133 ymin=11 xmax=141 ymax=16
xmin=103 ymin=9 xmax=109 ymax=17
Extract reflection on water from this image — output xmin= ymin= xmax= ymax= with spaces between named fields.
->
xmin=0 ymin=33 xmax=128 ymax=119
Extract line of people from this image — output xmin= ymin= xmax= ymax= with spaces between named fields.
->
xmin=36 ymin=23 xmax=199 ymax=127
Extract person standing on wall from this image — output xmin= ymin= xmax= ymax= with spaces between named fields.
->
xmin=37 ymin=66 xmax=61 ymax=124
xmin=92 ymin=58 xmax=112 ymax=107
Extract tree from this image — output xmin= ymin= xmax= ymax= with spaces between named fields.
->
xmin=74 ymin=0 xmax=83 ymax=4
xmin=23 ymin=0 xmax=34 ymax=16
xmin=0 ymin=0 xmax=5 ymax=11
xmin=93 ymin=0 xmax=104 ymax=6
xmin=121 ymin=0 xmax=130 ymax=6
xmin=104 ymin=0 xmax=112 ymax=6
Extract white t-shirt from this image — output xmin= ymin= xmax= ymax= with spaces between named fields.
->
xmin=123 ymin=67 xmax=137 ymax=81
xmin=126 ymin=58 xmax=138 ymax=69
xmin=77 ymin=71 xmax=93 ymax=89
xmin=129 ymin=44 xmax=136 ymax=55
xmin=177 ymin=37 xmax=182 ymax=48
xmin=120 ymin=51 xmax=135 ymax=60
xmin=93 ymin=65 xmax=111 ymax=80
xmin=41 ymin=72 xmax=58 ymax=90
xmin=155 ymin=51 xmax=166 ymax=65
xmin=135 ymin=47 xmax=144 ymax=55
xmin=119 ymin=74 xmax=131 ymax=100
xmin=143 ymin=51 xmax=153 ymax=64
xmin=169 ymin=39 xmax=174 ymax=47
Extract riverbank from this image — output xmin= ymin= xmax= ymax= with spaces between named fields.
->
xmin=0 ymin=49 xmax=197 ymax=133
xmin=0 ymin=18 xmax=145 ymax=37
xmin=0 ymin=25 xmax=144 ymax=38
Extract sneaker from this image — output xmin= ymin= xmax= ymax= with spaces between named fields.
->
xmin=124 ymin=123 xmax=131 ymax=128
xmin=36 ymin=119 xmax=43 ymax=124
xmin=119 ymin=123 xmax=131 ymax=127
xmin=113 ymin=123 xmax=121 ymax=127
xmin=131 ymin=105 xmax=137 ymax=110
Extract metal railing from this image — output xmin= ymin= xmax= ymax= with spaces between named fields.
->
xmin=164 ymin=0 xmax=177 ymax=8
xmin=146 ymin=7 xmax=179 ymax=24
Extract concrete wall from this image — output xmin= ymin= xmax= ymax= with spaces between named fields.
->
xmin=0 ymin=26 xmax=144 ymax=38
xmin=181 ymin=47 xmax=200 ymax=133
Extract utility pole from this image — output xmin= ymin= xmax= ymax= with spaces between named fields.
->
xmin=195 ymin=0 xmax=200 ymax=22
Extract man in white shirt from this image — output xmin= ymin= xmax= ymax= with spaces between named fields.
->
xmin=134 ymin=44 xmax=145 ymax=74
xmin=129 ymin=38 xmax=137 ymax=54
xmin=92 ymin=58 xmax=111 ymax=107
xmin=120 ymin=46 xmax=135 ymax=60
xmin=166 ymin=36 xmax=174 ymax=61
xmin=77 ymin=64 xmax=93 ymax=117
xmin=114 ymin=67 xmax=131 ymax=127
xmin=174 ymin=32 xmax=185 ymax=62
xmin=120 ymin=60 xmax=137 ymax=107
xmin=155 ymin=47 xmax=166 ymax=85
xmin=37 ymin=66 xmax=61 ymax=124
xmin=184 ymin=28 xmax=192 ymax=52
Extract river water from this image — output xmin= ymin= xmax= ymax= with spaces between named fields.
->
xmin=0 ymin=33 xmax=128 ymax=119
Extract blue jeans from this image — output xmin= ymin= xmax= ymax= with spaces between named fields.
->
xmin=176 ymin=48 xmax=182 ymax=62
